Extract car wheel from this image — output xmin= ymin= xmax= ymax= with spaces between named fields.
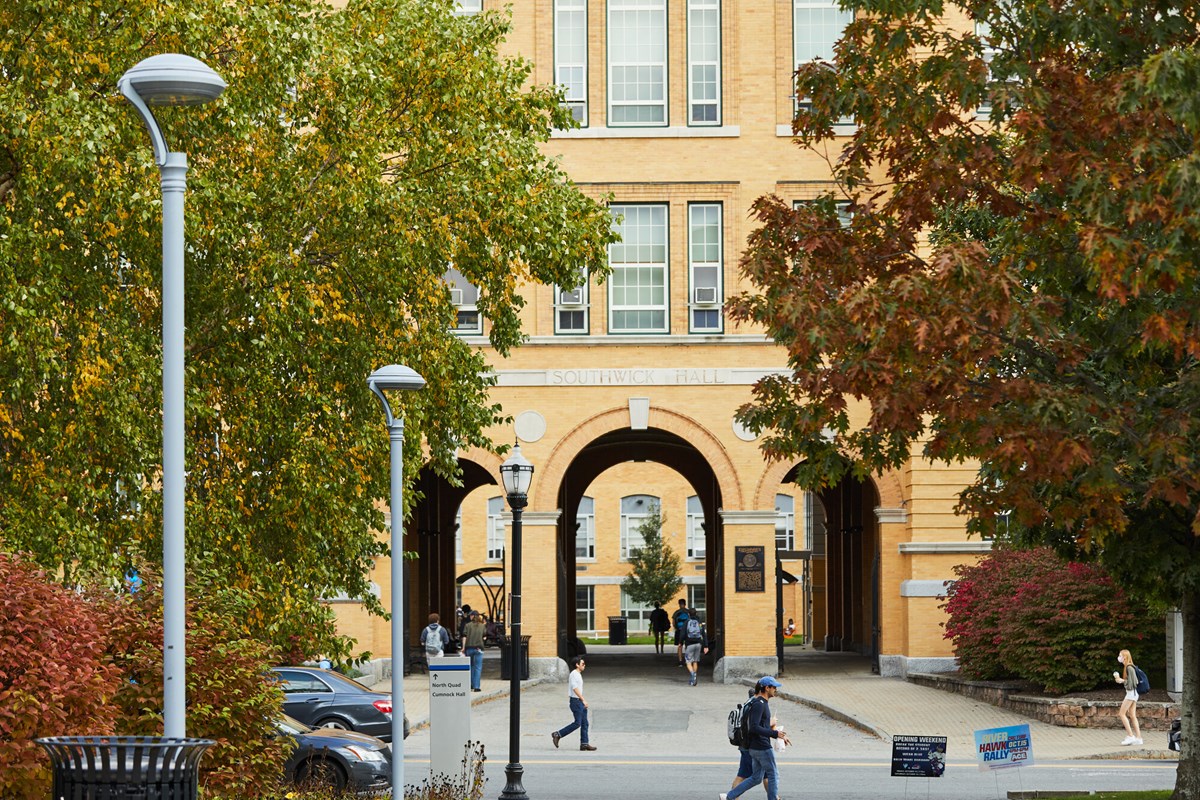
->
xmin=298 ymin=756 xmax=346 ymax=792
xmin=314 ymin=717 xmax=351 ymax=731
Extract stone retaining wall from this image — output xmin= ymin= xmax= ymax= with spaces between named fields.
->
xmin=908 ymin=672 xmax=1179 ymax=731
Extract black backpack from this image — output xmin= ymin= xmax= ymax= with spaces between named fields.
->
xmin=1133 ymin=665 xmax=1150 ymax=695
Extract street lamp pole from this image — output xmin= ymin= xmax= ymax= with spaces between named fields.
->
xmin=499 ymin=444 xmax=534 ymax=800
xmin=368 ymin=365 xmax=426 ymax=795
xmin=118 ymin=54 xmax=226 ymax=740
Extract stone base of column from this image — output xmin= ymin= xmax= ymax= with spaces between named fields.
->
xmin=713 ymin=656 xmax=779 ymax=684
xmin=877 ymin=655 xmax=958 ymax=678
xmin=529 ymin=657 xmax=570 ymax=681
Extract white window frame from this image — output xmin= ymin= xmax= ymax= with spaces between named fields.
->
xmin=688 ymin=202 xmax=723 ymax=333
xmin=576 ymin=585 xmax=596 ymax=634
xmin=793 ymin=0 xmax=853 ymax=115
xmin=793 ymin=197 xmax=852 ymax=229
xmin=975 ymin=19 xmax=997 ymax=120
xmin=554 ymin=269 xmax=590 ymax=334
xmin=575 ymin=496 xmax=596 ymax=560
xmin=620 ymin=494 xmax=658 ymax=560
xmin=687 ymin=584 xmax=706 ymax=620
xmin=607 ymin=0 xmax=668 ymax=127
xmin=455 ymin=508 xmax=463 ymax=563
xmin=687 ymin=0 xmax=721 ymax=126
xmin=619 ymin=588 xmax=655 ymax=633
xmin=486 ymin=496 xmax=505 ymax=562
xmin=455 ymin=0 xmax=483 ymax=13
xmin=445 ymin=267 xmax=483 ymax=335
xmin=555 ymin=0 xmax=589 ymax=126
xmin=609 ymin=204 xmax=669 ymax=333
xmin=685 ymin=495 xmax=706 ymax=559
xmin=776 ymin=493 xmax=796 ymax=551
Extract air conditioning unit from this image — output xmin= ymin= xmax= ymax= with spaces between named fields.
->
xmin=559 ymin=288 xmax=585 ymax=305
xmin=693 ymin=286 xmax=718 ymax=304
xmin=449 ymin=288 xmax=464 ymax=305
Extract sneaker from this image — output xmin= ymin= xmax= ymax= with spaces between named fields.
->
xmin=719 ymin=794 xmax=728 ymax=800
xmin=580 ymin=743 xmax=597 ymax=751
xmin=551 ymin=732 xmax=560 ymax=748
xmin=1121 ymin=736 xmax=1135 ymax=745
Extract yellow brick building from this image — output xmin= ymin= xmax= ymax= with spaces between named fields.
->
xmin=334 ymin=0 xmax=988 ymax=682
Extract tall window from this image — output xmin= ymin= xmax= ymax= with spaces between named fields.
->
xmin=575 ymin=496 xmax=596 ymax=560
xmin=555 ymin=0 xmax=588 ymax=125
xmin=555 ymin=269 xmax=589 ymax=334
xmin=685 ymin=495 xmax=706 ymax=559
xmin=619 ymin=588 xmax=655 ymax=632
xmin=687 ymin=0 xmax=721 ymax=125
xmin=445 ymin=267 xmax=482 ymax=335
xmin=608 ymin=0 xmax=667 ymax=126
xmin=804 ymin=491 xmax=828 ymax=554
xmin=687 ymin=584 xmax=707 ymax=620
xmin=455 ymin=508 xmax=463 ymax=563
xmin=975 ymin=18 xmax=997 ymax=120
xmin=775 ymin=493 xmax=796 ymax=550
xmin=620 ymin=494 xmax=657 ymax=560
xmin=455 ymin=0 xmax=482 ymax=13
xmin=576 ymin=585 xmax=595 ymax=633
xmin=793 ymin=0 xmax=853 ymax=112
xmin=486 ymin=496 xmax=505 ymax=562
xmin=688 ymin=203 xmax=722 ymax=332
xmin=609 ymin=205 xmax=668 ymax=333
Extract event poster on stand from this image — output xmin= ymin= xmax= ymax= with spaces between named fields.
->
xmin=974 ymin=723 xmax=1034 ymax=771
xmin=890 ymin=735 xmax=948 ymax=777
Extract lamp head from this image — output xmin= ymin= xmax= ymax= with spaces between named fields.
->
xmin=499 ymin=443 xmax=535 ymax=500
xmin=368 ymin=364 xmax=426 ymax=427
xmin=119 ymin=54 xmax=227 ymax=107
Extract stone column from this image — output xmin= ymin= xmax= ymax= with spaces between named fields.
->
xmin=715 ymin=509 xmax=779 ymax=683
xmin=504 ymin=508 xmax=566 ymax=680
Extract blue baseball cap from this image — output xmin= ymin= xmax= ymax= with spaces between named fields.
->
xmin=759 ymin=676 xmax=782 ymax=688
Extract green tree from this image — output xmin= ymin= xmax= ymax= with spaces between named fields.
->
xmin=621 ymin=503 xmax=684 ymax=609
xmin=727 ymin=1 xmax=1200 ymax=795
xmin=0 ymin=0 xmax=614 ymax=660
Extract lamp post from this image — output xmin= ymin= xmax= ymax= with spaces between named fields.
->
xmin=367 ymin=364 xmax=426 ymax=795
xmin=498 ymin=444 xmax=534 ymax=800
xmin=118 ymin=54 xmax=226 ymax=740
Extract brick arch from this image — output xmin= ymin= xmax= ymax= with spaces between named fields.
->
xmin=455 ymin=445 xmax=504 ymax=485
xmin=535 ymin=406 xmax=743 ymax=510
xmin=752 ymin=459 xmax=899 ymax=510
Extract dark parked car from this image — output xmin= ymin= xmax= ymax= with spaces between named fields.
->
xmin=1169 ymin=718 xmax=1182 ymax=752
xmin=271 ymin=667 xmax=407 ymax=742
xmin=277 ymin=714 xmax=391 ymax=795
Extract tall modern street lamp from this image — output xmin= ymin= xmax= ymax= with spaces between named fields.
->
xmin=368 ymin=364 xmax=426 ymax=795
xmin=498 ymin=444 xmax=534 ymax=800
xmin=119 ymin=54 xmax=226 ymax=740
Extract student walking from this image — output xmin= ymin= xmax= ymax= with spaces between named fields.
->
xmin=420 ymin=613 xmax=451 ymax=658
xmin=551 ymin=657 xmax=597 ymax=751
xmin=672 ymin=599 xmax=690 ymax=666
xmin=683 ymin=611 xmax=708 ymax=686
xmin=462 ymin=611 xmax=487 ymax=691
xmin=1114 ymin=648 xmax=1143 ymax=746
xmin=721 ymin=677 xmax=790 ymax=800
xmin=650 ymin=602 xmax=671 ymax=655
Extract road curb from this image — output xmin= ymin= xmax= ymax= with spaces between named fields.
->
xmin=736 ymin=678 xmax=889 ymax=741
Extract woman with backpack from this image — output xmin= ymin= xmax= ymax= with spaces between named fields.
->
xmin=1113 ymin=648 xmax=1144 ymax=746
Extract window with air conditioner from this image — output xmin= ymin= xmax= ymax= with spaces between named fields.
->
xmin=445 ymin=267 xmax=482 ymax=335
xmin=555 ymin=270 xmax=589 ymax=334
xmin=688 ymin=203 xmax=722 ymax=333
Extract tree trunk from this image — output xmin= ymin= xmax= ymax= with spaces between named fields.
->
xmin=1173 ymin=588 xmax=1200 ymax=800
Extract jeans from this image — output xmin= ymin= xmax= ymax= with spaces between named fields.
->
xmin=465 ymin=647 xmax=483 ymax=689
xmin=727 ymin=747 xmax=778 ymax=800
xmin=555 ymin=696 xmax=589 ymax=744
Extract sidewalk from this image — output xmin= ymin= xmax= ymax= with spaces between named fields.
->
xmin=382 ymin=645 xmax=1174 ymax=761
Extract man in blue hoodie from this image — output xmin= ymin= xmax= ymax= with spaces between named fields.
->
xmin=721 ymin=676 xmax=790 ymax=800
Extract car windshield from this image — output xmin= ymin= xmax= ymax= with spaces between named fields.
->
xmin=275 ymin=715 xmax=312 ymax=735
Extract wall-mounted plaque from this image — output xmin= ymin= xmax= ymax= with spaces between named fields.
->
xmin=735 ymin=545 xmax=765 ymax=592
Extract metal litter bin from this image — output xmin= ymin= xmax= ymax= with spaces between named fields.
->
xmin=37 ymin=736 xmax=215 ymax=800
xmin=608 ymin=616 xmax=628 ymax=645
xmin=499 ymin=635 xmax=531 ymax=680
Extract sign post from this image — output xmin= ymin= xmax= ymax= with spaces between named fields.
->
xmin=428 ymin=656 xmax=472 ymax=781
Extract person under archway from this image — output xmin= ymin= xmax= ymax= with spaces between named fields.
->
xmin=649 ymin=602 xmax=671 ymax=655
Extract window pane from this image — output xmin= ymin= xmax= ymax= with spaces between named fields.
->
xmin=610 ymin=205 xmax=668 ymax=333
xmin=688 ymin=0 xmax=721 ymax=126
xmin=609 ymin=0 xmax=667 ymax=126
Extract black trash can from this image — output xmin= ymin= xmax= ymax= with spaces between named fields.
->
xmin=608 ymin=616 xmax=628 ymax=646
xmin=499 ymin=635 xmax=531 ymax=680
xmin=37 ymin=736 xmax=215 ymax=800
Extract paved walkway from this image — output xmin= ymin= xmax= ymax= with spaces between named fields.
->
xmin=379 ymin=645 xmax=1173 ymax=761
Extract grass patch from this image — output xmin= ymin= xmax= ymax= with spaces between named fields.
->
xmin=580 ymin=635 xmax=658 ymax=645
xmin=1087 ymin=793 xmax=1172 ymax=799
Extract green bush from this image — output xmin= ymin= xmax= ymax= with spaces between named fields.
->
xmin=0 ymin=554 xmax=123 ymax=800
xmin=943 ymin=547 xmax=1161 ymax=693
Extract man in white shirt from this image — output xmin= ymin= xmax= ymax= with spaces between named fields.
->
xmin=550 ymin=657 xmax=596 ymax=751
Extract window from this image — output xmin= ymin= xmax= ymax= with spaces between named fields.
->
xmin=555 ymin=0 xmax=588 ymax=125
xmin=688 ymin=203 xmax=722 ymax=332
xmin=455 ymin=508 xmax=463 ymax=563
xmin=775 ymin=493 xmax=796 ymax=550
xmin=455 ymin=0 xmax=482 ymax=13
xmin=794 ymin=197 xmax=852 ymax=229
xmin=609 ymin=205 xmax=668 ymax=333
xmin=486 ymin=496 xmax=505 ymax=562
xmin=975 ymin=18 xmax=997 ymax=120
xmin=619 ymin=588 xmax=655 ymax=632
xmin=620 ymin=494 xmax=658 ymax=560
xmin=576 ymin=585 xmax=596 ymax=633
xmin=445 ymin=267 xmax=482 ymax=335
xmin=687 ymin=0 xmax=721 ymax=125
xmin=793 ymin=0 xmax=852 ymax=113
xmin=804 ymin=491 xmax=828 ymax=555
xmin=608 ymin=0 xmax=667 ymax=126
xmin=555 ymin=269 xmax=590 ymax=334
xmin=575 ymin=496 xmax=596 ymax=560
xmin=687 ymin=584 xmax=706 ymax=621
xmin=685 ymin=495 xmax=706 ymax=559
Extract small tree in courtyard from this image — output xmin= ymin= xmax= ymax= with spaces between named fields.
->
xmin=621 ymin=503 xmax=684 ymax=614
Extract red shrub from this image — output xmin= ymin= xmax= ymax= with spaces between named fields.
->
xmin=0 ymin=553 xmax=123 ymax=800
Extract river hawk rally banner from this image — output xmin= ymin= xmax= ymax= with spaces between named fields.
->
xmin=974 ymin=724 xmax=1034 ymax=771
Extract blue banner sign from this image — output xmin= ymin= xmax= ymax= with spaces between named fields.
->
xmin=974 ymin=723 xmax=1034 ymax=771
